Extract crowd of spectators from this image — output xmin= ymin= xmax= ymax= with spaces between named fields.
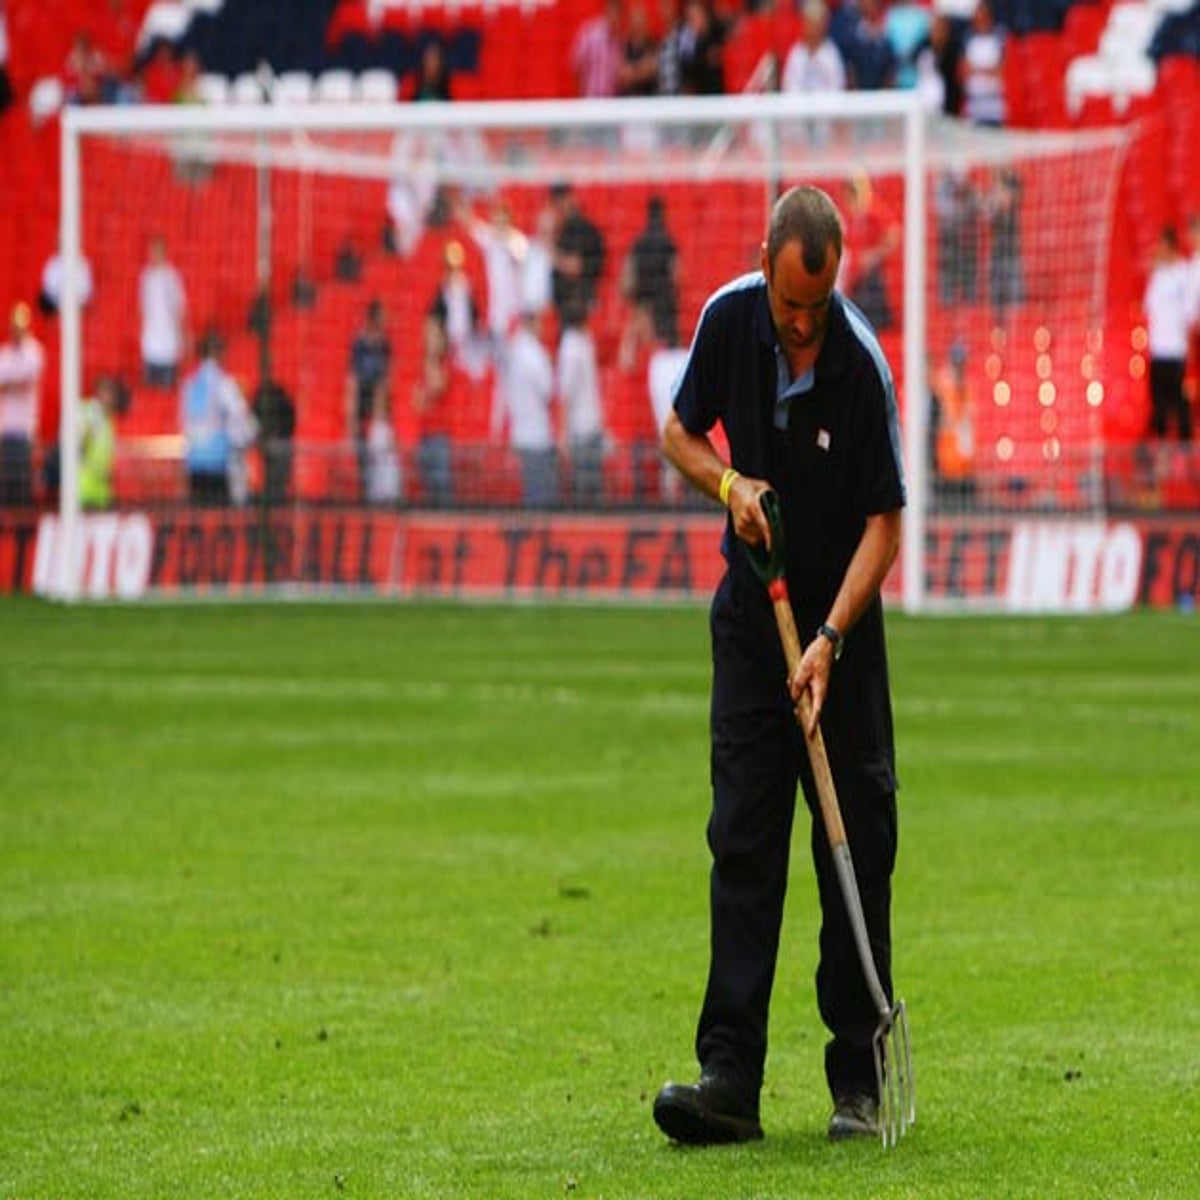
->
xmin=0 ymin=0 xmax=1197 ymax=513
xmin=558 ymin=0 xmax=1024 ymax=124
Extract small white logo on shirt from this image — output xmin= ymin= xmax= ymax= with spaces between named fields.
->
xmin=817 ymin=429 xmax=831 ymax=451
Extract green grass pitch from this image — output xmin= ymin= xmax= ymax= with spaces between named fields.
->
xmin=2 ymin=597 xmax=1198 ymax=1198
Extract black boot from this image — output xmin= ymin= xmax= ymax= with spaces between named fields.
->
xmin=653 ymin=1073 xmax=763 ymax=1145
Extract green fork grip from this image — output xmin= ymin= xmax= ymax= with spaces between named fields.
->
xmin=741 ymin=487 xmax=788 ymax=587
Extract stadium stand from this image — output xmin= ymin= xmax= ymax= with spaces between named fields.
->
xmin=1 ymin=0 xmax=1198 ymax=511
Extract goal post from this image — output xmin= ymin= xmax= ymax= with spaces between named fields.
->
xmin=49 ymin=93 xmax=1128 ymax=609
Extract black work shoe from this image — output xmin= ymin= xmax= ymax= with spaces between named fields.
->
xmin=827 ymin=1093 xmax=880 ymax=1142
xmin=653 ymin=1074 xmax=764 ymax=1145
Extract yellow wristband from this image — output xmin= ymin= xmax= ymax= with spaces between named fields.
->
xmin=719 ymin=467 xmax=740 ymax=508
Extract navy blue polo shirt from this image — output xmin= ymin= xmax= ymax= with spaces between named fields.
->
xmin=673 ymin=272 xmax=906 ymax=605
xmin=349 ymin=331 xmax=392 ymax=422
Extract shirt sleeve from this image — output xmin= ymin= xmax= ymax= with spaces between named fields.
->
xmin=851 ymin=360 xmax=907 ymax=516
xmin=671 ymin=299 xmax=723 ymax=435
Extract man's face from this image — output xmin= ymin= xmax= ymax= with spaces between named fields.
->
xmin=762 ymin=239 xmax=838 ymax=357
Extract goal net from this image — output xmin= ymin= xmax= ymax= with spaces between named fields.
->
xmin=44 ymin=94 xmax=1128 ymax=608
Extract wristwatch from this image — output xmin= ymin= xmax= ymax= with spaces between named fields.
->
xmin=816 ymin=622 xmax=844 ymax=661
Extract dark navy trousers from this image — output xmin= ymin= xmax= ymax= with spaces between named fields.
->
xmin=695 ymin=568 xmax=899 ymax=1105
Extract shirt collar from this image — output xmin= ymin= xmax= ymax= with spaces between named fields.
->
xmin=755 ymin=284 xmax=852 ymax=381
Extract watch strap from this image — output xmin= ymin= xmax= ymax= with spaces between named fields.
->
xmin=817 ymin=621 xmax=844 ymax=660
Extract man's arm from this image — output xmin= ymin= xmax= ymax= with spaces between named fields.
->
xmin=661 ymin=408 xmax=771 ymax=548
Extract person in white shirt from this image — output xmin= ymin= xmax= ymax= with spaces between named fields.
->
xmin=556 ymin=314 xmax=605 ymax=508
xmin=570 ymin=0 xmax=623 ymax=99
xmin=519 ymin=205 xmax=557 ymax=321
xmin=429 ymin=239 xmax=482 ymax=370
xmin=1144 ymin=226 xmax=1194 ymax=442
xmin=139 ymin=235 xmax=188 ymax=388
xmin=365 ymin=388 xmax=402 ymax=506
xmin=469 ymin=197 xmax=527 ymax=347
xmin=503 ymin=308 xmax=558 ymax=508
xmin=781 ymin=0 xmax=846 ymax=96
xmin=960 ymin=0 xmax=1006 ymax=127
xmin=780 ymin=0 xmax=845 ymax=147
xmin=0 ymin=302 xmax=44 ymax=507
xmin=467 ymin=196 xmax=528 ymax=443
xmin=38 ymin=252 xmax=93 ymax=316
xmin=179 ymin=331 xmax=258 ymax=506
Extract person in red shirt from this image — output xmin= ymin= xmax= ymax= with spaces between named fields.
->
xmin=839 ymin=171 xmax=900 ymax=332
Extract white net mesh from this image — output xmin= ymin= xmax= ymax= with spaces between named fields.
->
xmin=51 ymin=97 xmax=1128 ymax=604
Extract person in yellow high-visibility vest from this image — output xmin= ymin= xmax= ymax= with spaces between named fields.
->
xmin=930 ymin=339 xmax=976 ymax=505
xmin=79 ymin=376 xmax=122 ymax=510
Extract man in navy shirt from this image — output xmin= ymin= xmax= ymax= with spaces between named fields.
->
xmin=346 ymin=297 xmax=393 ymax=503
xmin=653 ymin=184 xmax=906 ymax=1145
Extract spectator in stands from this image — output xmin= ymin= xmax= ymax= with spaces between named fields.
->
xmin=412 ymin=39 xmax=452 ymax=102
xmin=503 ymin=307 xmax=558 ymax=509
xmin=520 ymin=204 xmax=558 ymax=321
xmin=38 ymin=251 xmax=94 ymax=317
xmin=138 ymin=40 xmax=182 ymax=104
xmin=1144 ymin=226 xmax=1194 ymax=444
xmin=934 ymin=166 xmax=981 ymax=306
xmin=678 ymin=0 xmax=728 ymax=95
xmin=780 ymin=0 xmax=845 ymax=146
xmin=621 ymin=193 xmax=681 ymax=347
xmin=840 ymin=170 xmax=900 ymax=331
xmin=430 ymin=238 xmax=487 ymax=378
xmin=959 ymin=0 xmax=1006 ymax=127
xmin=0 ymin=303 xmax=44 ymax=509
xmin=79 ymin=375 xmax=127 ymax=511
xmin=173 ymin=48 xmax=204 ymax=104
xmin=252 ymin=377 xmax=295 ymax=505
xmin=463 ymin=196 xmax=527 ymax=449
xmin=986 ymin=168 xmax=1025 ymax=315
xmin=780 ymin=0 xmax=847 ymax=98
xmin=928 ymin=338 xmax=976 ymax=506
xmin=571 ymin=0 xmax=624 ymax=98
xmin=557 ymin=302 xmax=606 ymax=509
xmin=618 ymin=3 xmax=661 ymax=97
xmin=550 ymin=184 xmax=606 ymax=328
xmin=412 ymin=309 xmax=456 ymax=507
xmin=139 ymin=235 xmax=188 ymax=389
xmin=365 ymin=388 xmax=402 ymax=506
xmin=913 ymin=11 xmax=963 ymax=117
xmin=179 ymin=330 xmax=257 ymax=507
xmin=63 ymin=32 xmax=112 ymax=105
xmin=549 ymin=182 xmax=607 ymax=505
xmin=657 ymin=0 xmax=687 ymax=97
xmin=346 ymin=298 xmax=393 ymax=504
xmin=544 ymin=182 xmax=604 ymax=506
xmin=839 ymin=0 xmax=897 ymax=92
xmin=616 ymin=300 xmax=662 ymax=503
xmin=466 ymin=196 xmax=526 ymax=352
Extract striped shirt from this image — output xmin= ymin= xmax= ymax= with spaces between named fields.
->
xmin=571 ymin=15 xmax=622 ymax=98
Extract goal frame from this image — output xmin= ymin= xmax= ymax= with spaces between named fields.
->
xmin=55 ymin=92 xmax=929 ymax=603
